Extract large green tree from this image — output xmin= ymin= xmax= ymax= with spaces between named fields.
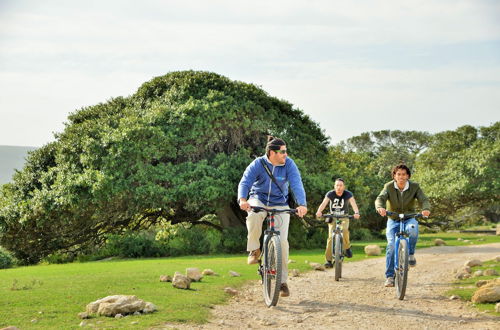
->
xmin=413 ymin=122 xmax=500 ymax=225
xmin=331 ymin=130 xmax=432 ymax=230
xmin=0 ymin=71 xmax=330 ymax=263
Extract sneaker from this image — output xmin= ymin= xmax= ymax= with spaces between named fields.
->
xmin=345 ymin=248 xmax=353 ymax=258
xmin=409 ymin=255 xmax=416 ymax=267
xmin=324 ymin=261 xmax=333 ymax=268
xmin=384 ymin=277 xmax=395 ymax=287
xmin=247 ymin=249 xmax=260 ymax=265
xmin=280 ymin=283 xmax=290 ymax=297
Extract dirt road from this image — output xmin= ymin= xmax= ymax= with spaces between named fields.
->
xmin=163 ymin=243 xmax=500 ymax=329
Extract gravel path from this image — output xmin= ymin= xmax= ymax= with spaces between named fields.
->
xmin=162 ymin=243 xmax=500 ymax=329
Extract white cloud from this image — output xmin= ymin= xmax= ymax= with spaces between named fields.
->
xmin=0 ymin=0 xmax=499 ymax=146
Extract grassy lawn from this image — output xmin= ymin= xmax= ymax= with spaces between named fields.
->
xmin=446 ymin=259 xmax=500 ymax=316
xmin=0 ymin=233 xmax=498 ymax=329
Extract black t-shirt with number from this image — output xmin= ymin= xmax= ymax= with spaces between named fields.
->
xmin=326 ymin=190 xmax=353 ymax=214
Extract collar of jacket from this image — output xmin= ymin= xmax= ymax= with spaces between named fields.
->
xmin=393 ymin=180 xmax=409 ymax=192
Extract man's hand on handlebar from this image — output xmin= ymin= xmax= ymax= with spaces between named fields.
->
xmin=422 ymin=210 xmax=430 ymax=217
xmin=297 ymin=206 xmax=307 ymax=218
xmin=377 ymin=208 xmax=387 ymax=217
xmin=239 ymin=199 xmax=251 ymax=212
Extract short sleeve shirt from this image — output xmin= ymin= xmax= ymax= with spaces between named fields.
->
xmin=326 ymin=190 xmax=353 ymax=214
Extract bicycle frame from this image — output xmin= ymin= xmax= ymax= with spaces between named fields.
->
xmin=393 ymin=220 xmax=409 ymax=274
xmin=250 ymin=205 xmax=296 ymax=307
xmin=323 ymin=214 xmax=354 ymax=281
xmin=385 ymin=211 xmax=423 ymax=299
xmin=332 ymin=219 xmax=344 ymax=256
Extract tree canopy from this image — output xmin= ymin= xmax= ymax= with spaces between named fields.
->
xmin=0 ymin=71 xmax=330 ymax=263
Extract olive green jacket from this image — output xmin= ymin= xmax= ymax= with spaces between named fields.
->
xmin=375 ymin=180 xmax=430 ymax=217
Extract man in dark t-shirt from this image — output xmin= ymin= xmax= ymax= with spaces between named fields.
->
xmin=316 ymin=178 xmax=360 ymax=268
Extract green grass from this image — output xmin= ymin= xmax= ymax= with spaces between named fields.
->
xmin=446 ymin=259 xmax=500 ymax=316
xmin=1 ymin=233 xmax=498 ymax=328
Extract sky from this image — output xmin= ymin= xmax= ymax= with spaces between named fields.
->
xmin=0 ymin=0 xmax=499 ymax=147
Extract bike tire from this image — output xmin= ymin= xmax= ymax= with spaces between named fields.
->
xmin=263 ymin=235 xmax=282 ymax=307
xmin=334 ymin=234 xmax=342 ymax=281
xmin=395 ymin=239 xmax=409 ymax=300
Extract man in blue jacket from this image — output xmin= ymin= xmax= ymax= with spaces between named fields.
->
xmin=238 ymin=136 xmax=307 ymax=297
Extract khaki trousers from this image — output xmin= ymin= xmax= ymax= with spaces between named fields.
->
xmin=325 ymin=218 xmax=350 ymax=262
xmin=246 ymin=198 xmax=290 ymax=283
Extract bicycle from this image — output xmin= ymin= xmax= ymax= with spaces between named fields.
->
xmin=384 ymin=211 xmax=424 ymax=300
xmin=322 ymin=213 xmax=354 ymax=281
xmin=250 ymin=206 xmax=297 ymax=307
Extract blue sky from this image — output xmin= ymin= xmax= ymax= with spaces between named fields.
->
xmin=1 ymin=0 xmax=499 ymax=147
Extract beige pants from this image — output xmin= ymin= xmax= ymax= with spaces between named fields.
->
xmin=246 ymin=198 xmax=290 ymax=283
xmin=325 ymin=218 xmax=350 ymax=262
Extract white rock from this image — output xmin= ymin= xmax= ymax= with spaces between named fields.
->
xmin=483 ymin=269 xmax=499 ymax=276
xmin=464 ymin=259 xmax=482 ymax=267
xmin=309 ymin=262 xmax=325 ymax=271
xmin=172 ymin=273 xmax=191 ymax=289
xmin=473 ymin=270 xmax=484 ymax=277
xmin=476 ymin=280 xmax=488 ymax=287
xmin=186 ymin=268 xmax=203 ymax=282
xmin=434 ymin=238 xmax=446 ymax=246
xmin=92 ymin=296 xmax=146 ymax=317
xmin=202 ymin=269 xmax=215 ymax=275
xmin=364 ymin=245 xmax=382 ymax=256
xmin=142 ymin=302 xmax=156 ymax=314
xmin=471 ymin=279 xmax=500 ymax=303
xmin=159 ymin=275 xmax=172 ymax=282
xmin=229 ymin=271 xmax=241 ymax=277
xmin=496 ymin=302 xmax=500 ymax=313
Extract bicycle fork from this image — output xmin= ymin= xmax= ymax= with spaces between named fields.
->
xmin=394 ymin=222 xmax=408 ymax=272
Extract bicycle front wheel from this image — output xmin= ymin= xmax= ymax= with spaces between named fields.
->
xmin=263 ymin=235 xmax=282 ymax=307
xmin=334 ymin=233 xmax=342 ymax=281
xmin=395 ymin=239 xmax=409 ymax=300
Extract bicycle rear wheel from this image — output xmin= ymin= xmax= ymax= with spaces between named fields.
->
xmin=334 ymin=234 xmax=342 ymax=281
xmin=395 ymin=239 xmax=409 ymax=300
xmin=263 ymin=235 xmax=282 ymax=307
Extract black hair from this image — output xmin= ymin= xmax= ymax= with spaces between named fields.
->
xmin=265 ymin=136 xmax=286 ymax=156
xmin=392 ymin=164 xmax=411 ymax=178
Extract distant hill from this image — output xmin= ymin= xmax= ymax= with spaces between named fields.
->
xmin=0 ymin=145 xmax=38 ymax=185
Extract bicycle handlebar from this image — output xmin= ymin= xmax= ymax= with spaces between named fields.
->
xmin=322 ymin=214 xmax=355 ymax=219
xmin=385 ymin=211 xmax=425 ymax=221
xmin=322 ymin=214 xmax=354 ymax=224
xmin=250 ymin=206 xmax=298 ymax=214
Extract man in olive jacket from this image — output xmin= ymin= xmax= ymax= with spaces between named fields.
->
xmin=375 ymin=164 xmax=431 ymax=287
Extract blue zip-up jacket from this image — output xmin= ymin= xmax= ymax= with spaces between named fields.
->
xmin=237 ymin=155 xmax=307 ymax=207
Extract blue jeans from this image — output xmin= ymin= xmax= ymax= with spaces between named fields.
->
xmin=385 ymin=218 xmax=419 ymax=278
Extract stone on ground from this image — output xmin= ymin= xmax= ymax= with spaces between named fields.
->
xmin=86 ymin=295 xmax=156 ymax=317
xmin=434 ymin=238 xmax=446 ymax=246
xmin=364 ymin=245 xmax=382 ymax=256
xmin=186 ymin=267 xmax=203 ymax=282
xmin=172 ymin=273 xmax=191 ymax=289
xmin=471 ymin=278 xmax=500 ymax=303
xmin=309 ymin=262 xmax=325 ymax=271
xmin=464 ymin=259 xmax=482 ymax=267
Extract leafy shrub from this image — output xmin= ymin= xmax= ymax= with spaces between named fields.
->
xmin=288 ymin=220 xmax=326 ymax=250
xmin=220 ymin=227 xmax=247 ymax=253
xmin=103 ymin=230 xmax=168 ymax=258
xmin=166 ymin=225 xmax=211 ymax=256
xmin=350 ymin=228 xmax=375 ymax=241
xmin=0 ymin=246 xmax=16 ymax=269
xmin=43 ymin=253 xmax=75 ymax=264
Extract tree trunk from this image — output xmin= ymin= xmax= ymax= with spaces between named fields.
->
xmin=216 ymin=201 xmax=246 ymax=228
